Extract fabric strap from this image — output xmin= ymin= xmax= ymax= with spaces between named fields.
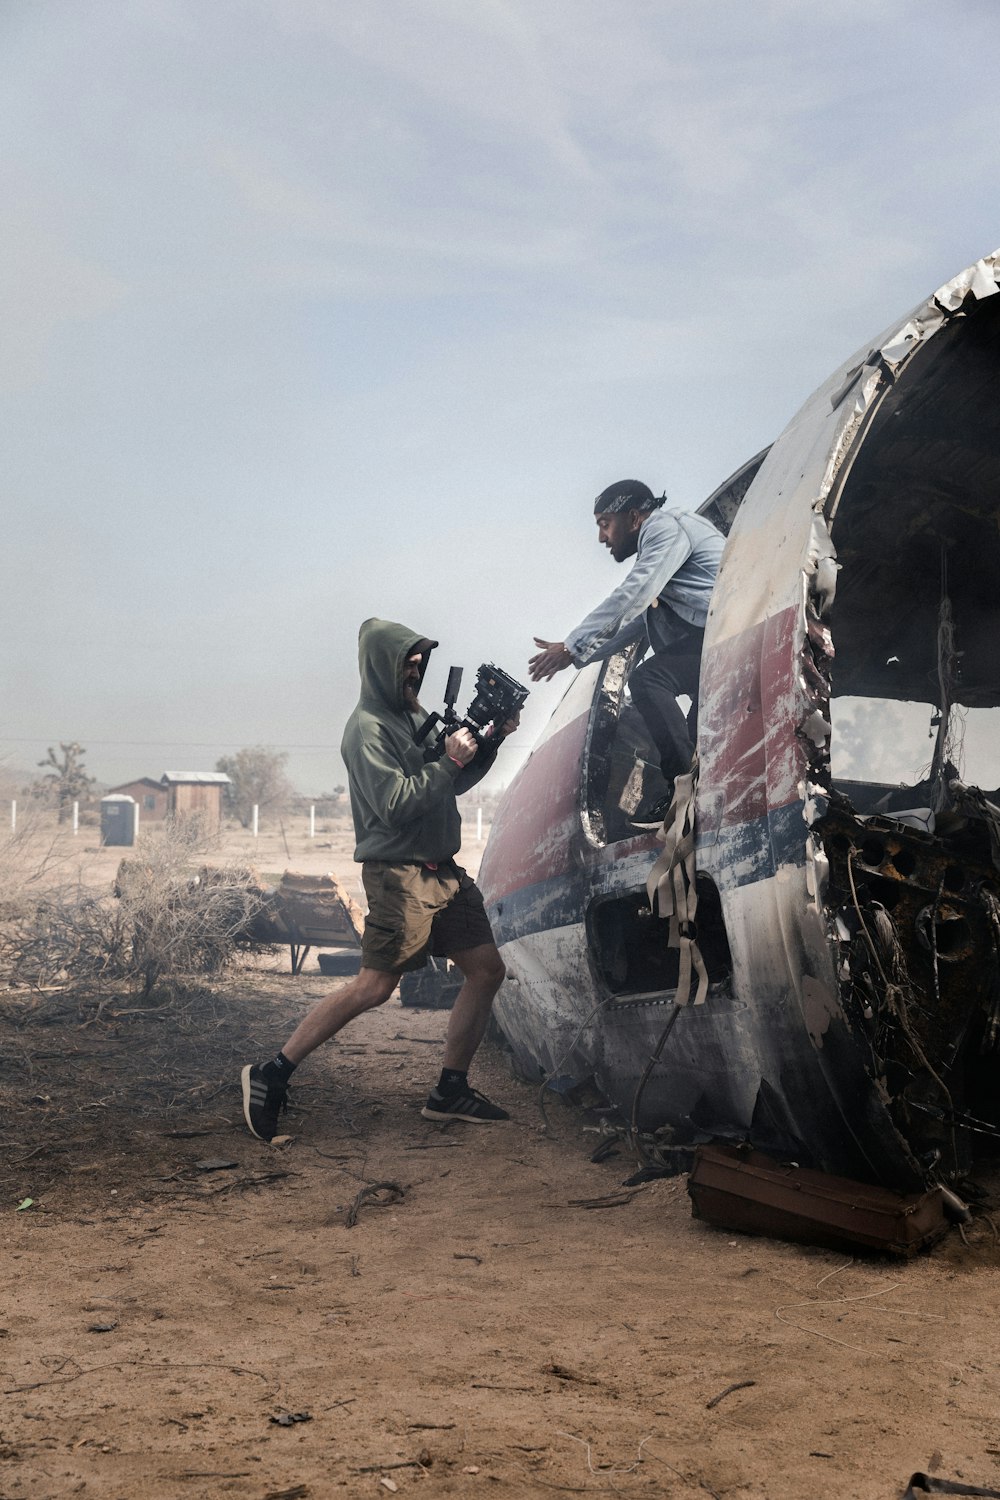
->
xmin=644 ymin=759 xmax=708 ymax=1007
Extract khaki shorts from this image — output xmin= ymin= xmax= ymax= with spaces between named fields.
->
xmin=360 ymin=860 xmax=496 ymax=974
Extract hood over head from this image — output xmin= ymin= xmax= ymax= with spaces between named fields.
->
xmin=357 ymin=617 xmax=438 ymax=712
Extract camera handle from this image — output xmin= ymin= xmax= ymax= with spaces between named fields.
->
xmin=413 ymin=665 xmax=465 ymax=752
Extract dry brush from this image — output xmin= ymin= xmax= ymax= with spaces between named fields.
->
xmin=0 ymin=820 xmax=268 ymax=1001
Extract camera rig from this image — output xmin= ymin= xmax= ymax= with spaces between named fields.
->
xmin=415 ymin=662 xmax=529 ymax=761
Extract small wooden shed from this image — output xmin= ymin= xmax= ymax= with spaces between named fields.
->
xmin=107 ymin=777 xmax=170 ymax=822
xmin=161 ymin=771 xmax=230 ymax=833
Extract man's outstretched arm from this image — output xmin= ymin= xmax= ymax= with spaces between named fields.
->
xmin=564 ymin=514 xmax=692 ymax=666
xmin=529 ymin=611 xmax=647 ymax=680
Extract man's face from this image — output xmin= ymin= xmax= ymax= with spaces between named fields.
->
xmin=596 ymin=508 xmax=644 ymax=563
xmin=403 ymin=651 xmax=423 ymax=708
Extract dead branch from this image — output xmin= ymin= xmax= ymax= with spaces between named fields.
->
xmin=706 ymin=1379 xmax=756 ymax=1409
xmin=345 ymin=1180 xmax=406 ymax=1227
xmin=352 ymin=1459 xmax=428 ymax=1474
xmin=197 ymin=1170 xmax=296 ymax=1196
xmin=544 ymin=1363 xmax=600 ymax=1386
xmin=567 ymin=1188 xmax=647 ymax=1209
xmin=5 ymin=1358 xmax=273 ymax=1396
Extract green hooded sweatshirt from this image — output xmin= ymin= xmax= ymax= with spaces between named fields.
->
xmin=340 ymin=617 xmax=497 ymax=863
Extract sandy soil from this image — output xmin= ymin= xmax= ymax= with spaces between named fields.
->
xmin=4 ymin=820 xmax=1000 ymax=1500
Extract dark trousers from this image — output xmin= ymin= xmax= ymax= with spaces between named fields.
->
xmin=628 ymin=620 xmax=704 ymax=783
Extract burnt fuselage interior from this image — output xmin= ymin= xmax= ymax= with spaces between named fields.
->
xmin=823 ymin=290 xmax=1000 ymax=1178
xmin=830 ymin=293 xmax=1000 ymax=771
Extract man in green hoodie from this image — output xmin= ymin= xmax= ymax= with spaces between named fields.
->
xmin=241 ymin=618 xmax=517 ymax=1143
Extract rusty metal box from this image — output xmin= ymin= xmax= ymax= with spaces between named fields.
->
xmin=687 ymin=1142 xmax=950 ymax=1257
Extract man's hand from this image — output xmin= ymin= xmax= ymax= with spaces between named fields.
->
xmin=498 ymin=711 xmax=521 ymax=739
xmin=444 ymin=727 xmax=478 ymax=766
xmin=529 ymin=639 xmax=573 ymax=682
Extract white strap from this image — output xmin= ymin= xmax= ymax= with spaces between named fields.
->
xmin=644 ymin=762 xmax=708 ymax=1006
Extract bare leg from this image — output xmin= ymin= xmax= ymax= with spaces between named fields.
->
xmin=442 ymin=943 xmax=506 ymax=1070
xmin=281 ymin=967 xmax=401 ymax=1064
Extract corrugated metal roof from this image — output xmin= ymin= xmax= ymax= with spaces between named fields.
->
xmin=161 ymin=772 xmax=231 ymax=784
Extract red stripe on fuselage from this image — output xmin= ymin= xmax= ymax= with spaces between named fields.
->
xmin=481 ymin=605 xmax=808 ymax=909
xmin=478 ymin=712 xmax=588 ymax=903
xmin=699 ymin=604 xmax=805 ymax=826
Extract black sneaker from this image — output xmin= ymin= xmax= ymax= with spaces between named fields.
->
xmin=241 ymin=1063 xmax=288 ymax=1142
xmin=421 ymin=1086 xmax=509 ymax=1123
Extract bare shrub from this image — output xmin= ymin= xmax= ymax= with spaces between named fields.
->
xmin=2 ymin=821 xmax=267 ymax=999
xmin=0 ymin=806 xmax=78 ymax=921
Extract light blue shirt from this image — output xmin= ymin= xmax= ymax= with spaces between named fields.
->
xmin=564 ymin=503 xmax=725 ymax=667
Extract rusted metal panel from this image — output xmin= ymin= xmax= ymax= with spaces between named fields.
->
xmin=251 ymin=871 xmax=362 ymax=947
xmin=249 ymin=871 xmax=364 ymax=976
xmin=688 ymin=1142 xmax=948 ymax=1257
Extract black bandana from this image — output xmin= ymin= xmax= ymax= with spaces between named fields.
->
xmin=593 ymin=479 xmax=665 ymax=515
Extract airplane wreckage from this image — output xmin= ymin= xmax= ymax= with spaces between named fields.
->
xmin=477 ymin=249 xmax=1000 ymax=1198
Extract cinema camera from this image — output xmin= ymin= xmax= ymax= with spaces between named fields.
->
xmin=415 ymin=663 xmax=529 ymax=760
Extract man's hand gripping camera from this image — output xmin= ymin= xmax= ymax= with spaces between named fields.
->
xmin=415 ymin=663 xmax=529 ymax=763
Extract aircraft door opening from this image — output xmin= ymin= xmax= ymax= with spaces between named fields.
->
xmin=580 ymin=643 xmax=675 ymax=846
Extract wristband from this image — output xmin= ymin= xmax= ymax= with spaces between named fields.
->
xmin=448 ymin=755 xmax=464 ymax=769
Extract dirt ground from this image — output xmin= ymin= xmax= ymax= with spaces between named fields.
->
xmin=4 ymin=820 xmax=1000 ymax=1500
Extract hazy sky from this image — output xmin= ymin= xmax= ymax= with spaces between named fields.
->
xmin=4 ymin=0 xmax=999 ymax=794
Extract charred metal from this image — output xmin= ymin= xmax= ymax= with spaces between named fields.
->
xmin=805 ymin=268 xmax=1000 ymax=1185
xmin=818 ymin=799 xmax=1000 ymax=1179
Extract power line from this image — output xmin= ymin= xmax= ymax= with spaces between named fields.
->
xmin=0 ymin=733 xmax=522 ymax=750
xmin=0 ymin=736 xmax=343 ymax=750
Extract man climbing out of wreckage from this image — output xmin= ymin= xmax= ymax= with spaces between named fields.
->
xmin=241 ymin=616 xmax=519 ymax=1143
xmin=529 ymin=479 xmax=724 ymax=821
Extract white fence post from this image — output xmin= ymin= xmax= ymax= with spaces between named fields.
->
xmin=10 ymin=800 xmax=15 ymax=833
xmin=73 ymin=800 xmax=79 ymax=835
xmin=252 ymin=804 xmax=259 ymax=838
xmin=310 ymin=804 xmax=316 ymax=838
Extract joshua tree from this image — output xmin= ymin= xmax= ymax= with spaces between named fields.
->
xmin=38 ymin=742 xmax=96 ymax=822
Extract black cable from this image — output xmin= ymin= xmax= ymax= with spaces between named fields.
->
xmin=629 ymin=1003 xmax=682 ymax=1165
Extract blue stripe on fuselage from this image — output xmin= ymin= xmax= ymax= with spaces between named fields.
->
xmin=698 ymin=799 xmax=807 ymax=892
xmin=485 ymin=800 xmax=807 ymax=945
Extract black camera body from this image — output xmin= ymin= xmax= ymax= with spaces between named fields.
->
xmin=416 ymin=662 xmax=529 ymax=760
xmin=460 ymin=663 xmax=529 ymax=743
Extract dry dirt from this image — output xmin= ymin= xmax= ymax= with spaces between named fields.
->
xmin=4 ymin=819 xmax=1000 ymax=1500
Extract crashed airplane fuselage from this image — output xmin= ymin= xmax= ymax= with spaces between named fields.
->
xmin=479 ymin=251 xmax=1000 ymax=1192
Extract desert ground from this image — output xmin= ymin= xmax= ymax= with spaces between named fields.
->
xmin=3 ymin=813 xmax=1000 ymax=1500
